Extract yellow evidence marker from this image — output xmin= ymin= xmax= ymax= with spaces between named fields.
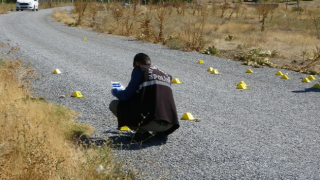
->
xmin=181 ymin=112 xmax=196 ymax=120
xmin=120 ymin=126 xmax=130 ymax=131
xmin=245 ymin=69 xmax=255 ymax=73
xmin=207 ymin=67 xmax=214 ymax=72
xmin=83 ymin=37 xmax=87 ymax=40
xmin=172 ymin=78 xmax=182 ymax=84
xmin=72 ymin=91 xmax=83 ymax=98
xmin=53 ymin=69 xmax=62 ymax=74
xmin=301 ymin=78 xmax=311 ymax=83
xmin=313 ymin=84 xmax=320 ymax=89
xmin=237 ymin=84 xmax=247 ymax=89
xmin=281 ymin=74 xmax=290 ymax=79
xmin=237 ymin=81 xmax=247 ymax=86
xmin=237 ymin=81 xmax=251 ymax=89
xmin=308 ymin=75 xmax=316 ymax=80
xmin=198 ymin=60 xmax=204 ymax=64
xmin=211 ymin=69 xmax=219 ymax=74
xmin=275 ymin=71 xmax=283 ymax=76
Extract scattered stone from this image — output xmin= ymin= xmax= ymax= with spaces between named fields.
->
xmin=259 ymin=50 xmax=271 ymax=57
xmin=95 ymin=164 xmax=104 ymax=173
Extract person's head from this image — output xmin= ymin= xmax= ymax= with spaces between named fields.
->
xmin=133 ymin=53 xmax=151 ymax=67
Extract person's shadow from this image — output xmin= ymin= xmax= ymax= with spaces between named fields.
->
xmin=292 ymin=87 xmax=320 ymax=93
xmin=75 ymin=131 xmax=167 ymax=150
xmin=106 ymin=131 xmax=168 ymax=150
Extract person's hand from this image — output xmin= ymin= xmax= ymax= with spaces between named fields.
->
xmin=119 ymin=85 xmax=125 ymax=90
xmin=111 ymin=88 xmax=118 ymax=97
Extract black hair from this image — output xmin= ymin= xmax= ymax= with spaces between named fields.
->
xmin=133 ymin=53 xmax=151 ymax=67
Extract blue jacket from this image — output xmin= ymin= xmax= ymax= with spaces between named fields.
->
xmin=112 ymin=67 xmax=143 ymax=100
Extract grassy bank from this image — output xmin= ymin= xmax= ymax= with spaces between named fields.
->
xmin=0 ymin=41 xmax=135 ymax=179
xmin=0 ymin=3 xmax=10 ymax=14
xmin=52 ymin=0 xmax=320 ymax=74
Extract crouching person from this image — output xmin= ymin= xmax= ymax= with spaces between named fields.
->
xmin=109 ymin=53 xmax=179 ymax=141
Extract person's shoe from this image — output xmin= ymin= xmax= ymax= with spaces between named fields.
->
xmin=128 ymin=131 xmax=153 ymax=142
xmin=153 ymin=132 xmax=168 ymax=140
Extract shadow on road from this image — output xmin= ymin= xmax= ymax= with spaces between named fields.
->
xmin=75 ymin=135 xmax=166 ymax=150
xmin=107 ymin=134 xmax=167 ymax=150
xmin=126 ymin=39 xmax=139 ymax=42
xmin=292 ymin=87 xmax=320 ymax=93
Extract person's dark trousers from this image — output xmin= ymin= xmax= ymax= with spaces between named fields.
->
xmin=108 ymin=100 xmax=173 ymax=133
xmin=109 ymin=100 xmax=119 ymax=117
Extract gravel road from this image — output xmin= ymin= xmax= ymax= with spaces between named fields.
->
xmin=1 ymin=7 xmax=320 ymax=179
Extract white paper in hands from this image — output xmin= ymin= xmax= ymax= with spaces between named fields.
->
xmin=111 ymin=81 xmax=125 ymax=90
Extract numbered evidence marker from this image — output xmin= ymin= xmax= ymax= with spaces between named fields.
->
xmin=313 ymin=84 xmax=320 ymax=89
xmin=237 ymin=81 xmax=251 ymax=89
xmin=275 ymin=71 xmax=283 ymax=76
xmin=308 ymin=75 xmax=316 ymax=80
xmin=281 ymin=74 xmax=290 ymax=79
xmin=53 ymin=69 xmax=61 ymax=74
xmin=72 ymin=91 xmax=83 ymax=98
xmin=207 ymin=67 xmax=214 ymax=72
xmin=301 ymin=77 xmax=311 ymax=83
xmin=198 ymin=60 xmax=204 ymax=64
xmin=211 ymin=69 xmax=220 ymax=74
xmin=120 ymin=126 xmax=130 ymax=131
xmin=181 ymin=112 xmax=196 ymax=120
xmin=245 ymin=69 xmax=255 ymax=73
xmin=172 ymin=78 xmax=182 ymax=84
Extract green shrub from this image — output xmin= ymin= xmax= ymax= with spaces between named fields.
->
xmin=235 ymin=48 xmax=274 ymax=67
xmin=292 ymin=7 xmax=304 ymax=12
xmin=225 ymin=35 xmax=236 ymax=41
xmin=201 ymin=46 xmax=219 ymax=56
xmin=165 ymin=37 xmax=184 ymax=50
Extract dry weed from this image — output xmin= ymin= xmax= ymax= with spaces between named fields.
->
xmin=179 ymin=7 xmax=210 ymax=51
xmin=303 ymin=45 xmax=320 ymax=72
xmin=0 ymin=43 xmax=136 ymax=179
xmin=219 ymin=2 xmax=230 ymax=18
xmin=0 ymin=4 xmax=9 ymax=14
xmin=155 ymin=6 xmax=171 ymax=43
xmin=51 ymin=9 xmax=76 ymax=25
xmin=89 ymin=2 xmax=99 ymax=27
xmin=256 ymin=3 xmax=277 ymax=31
xmin=73 ymin=0 xmax=90 ymax=25
xmin=39 ymin=2 xmax=72 ymax=9
xmin=121 ymin=11 xmax=135 ymax=36
xmin=311 ymin=15 xmax=320 ymax=39
xmin=138 ymin=11 xmax=154 ymax=41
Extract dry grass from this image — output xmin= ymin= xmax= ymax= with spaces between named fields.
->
xmin=0 ymin=3 xmax=10 ymax=14
xmin=51 ymin=9 xmax=76 ymax=25
xmin=51 ymin=0 xmax=320 ymax=73
xmin=0 ymin=41 xmax=136 ymax=180
xmin=39 ymin=2 xmax=73 ymax=10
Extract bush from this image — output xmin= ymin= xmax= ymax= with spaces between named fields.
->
xmin=292 ymin=7 xmax=304 ymax=12
xmin=234 ymin=48 xmax=274 ymax=67
xmin=0 ymin=4 xmax=9 ymax=14
xmin=225 ymin=35 xmax=236 ymax=41
xmin=201 ymin=46 xmax=219 ymax=56
xmin=165 ymin=37 xmax=184 ymax=50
